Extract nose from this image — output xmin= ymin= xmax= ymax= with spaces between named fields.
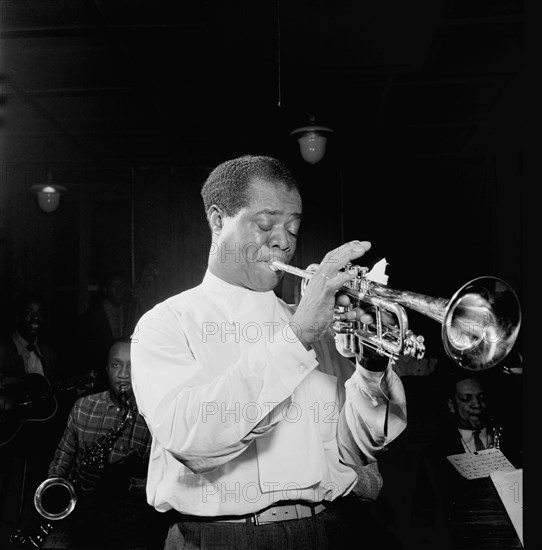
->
xmin=118 ymin=364 xmax=131 ymax=379
xmin=268 ymin=227 xmax=291 ymax=252
xmin=471 ymin=396 xmax=484 ymax=409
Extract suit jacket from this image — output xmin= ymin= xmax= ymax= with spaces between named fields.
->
xmin=0 ymin=334 xmax=58 ymax=381
xmin=0 ymin=334 xmax=62 ymax=453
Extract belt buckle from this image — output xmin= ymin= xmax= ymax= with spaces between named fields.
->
xmin=252 ymin=504 xmax=301 ymax=526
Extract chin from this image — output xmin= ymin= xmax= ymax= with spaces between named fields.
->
xmin=257 ymin=271 xmax=283 ymax=291
xmin=244 ymin=264 xmax=280 ymax=291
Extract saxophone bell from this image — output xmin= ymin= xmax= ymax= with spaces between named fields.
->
xmin=34 ymin=477 xmax=77 ymax=522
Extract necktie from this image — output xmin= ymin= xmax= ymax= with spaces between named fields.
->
xmin=26 ymin=343 xmax=44 ymax=375
xmin=472 ymin=430 xmax=485 ymax=451
xmin=26 ymin=343 xmax=41 ymax=357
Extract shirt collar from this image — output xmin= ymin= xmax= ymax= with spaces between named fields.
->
xmin=12 ymin=331 xmax=39 ymax=356
xmin=458 ymin=426 xmax=487 ymax=439
xmin=104 ymin=390 xmax=138 ymax=413
xmin=201 ymin=269 xmax=285 ymax=324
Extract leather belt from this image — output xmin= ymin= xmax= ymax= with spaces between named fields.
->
xmin=176 ymin=502 xmax=326 ymax=526
xmin=216 ymin=502 xmax=325 ymax=525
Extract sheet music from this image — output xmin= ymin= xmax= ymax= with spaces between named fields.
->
xmin=446 ymin=448 xmax=516 ymax=480
xmin=490 ymin=469 xmax=523 ymax=546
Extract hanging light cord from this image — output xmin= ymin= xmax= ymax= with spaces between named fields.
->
xmin=277 ymin=0 xmax=281 ymax=108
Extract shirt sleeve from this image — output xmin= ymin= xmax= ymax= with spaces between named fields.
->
xmin=337 ymin=360 xmax=407 ymax=465
xmin=48 ymin=401 xmax=80 ymax=479
xmin=131 ymin=308 xmax=319 ymax=474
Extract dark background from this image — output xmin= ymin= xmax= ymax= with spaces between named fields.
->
xmin=0 ymin=1 xmax=540 ymax=548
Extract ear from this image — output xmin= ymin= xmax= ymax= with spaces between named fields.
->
xmin=207 ymin=205 xmax=224 ymax=234
xmin=446 ymin=398 xmax=455 ymax=414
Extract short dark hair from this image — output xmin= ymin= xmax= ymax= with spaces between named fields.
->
xmin=444 ymin=370 xmax=486 ymax=399
xmin=110 ymin=336 xmax=132 ymax=348
xmin=106 ymin=336 xmax=132 ymax=368
xmin=12 ymin=291 xmax=44 ymax=317
xmin=200 ymin=155 xmax=300 ymax=218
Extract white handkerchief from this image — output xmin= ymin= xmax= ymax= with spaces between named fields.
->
xmin=490 ymin=469 xmax=523 ymax=546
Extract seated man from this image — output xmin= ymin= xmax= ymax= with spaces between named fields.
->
xmin=375 ymin=366 xmax=523 ymax=549
xmin=410 ymin=369 xmax=523 ymax=548
xmin=31 ymin=337 xmax=166 ymax=549
xmin=0 ymin=291 xmax=58 ymax=380
xmin=0 ymin=291 xmax=59 ymax=430
xmin=437 ymin=370 xmax=521 ymax=467
xmin=0 ymin=291 xmax=60 ymax=535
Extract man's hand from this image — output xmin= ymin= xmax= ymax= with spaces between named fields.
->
xmin=291 ymin=240 xmax=372 ymax=349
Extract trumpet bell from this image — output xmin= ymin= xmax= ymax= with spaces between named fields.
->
xmin=443 ymin=277 xmax=521 ymax=371
xmin=34 ymin=477 xmax=77 ymax=521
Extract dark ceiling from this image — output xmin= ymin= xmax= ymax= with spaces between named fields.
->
xmin=0 ymin=0 xmax=530 ymax=169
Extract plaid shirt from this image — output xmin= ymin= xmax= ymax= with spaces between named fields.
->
xmin=48 ymin=391 xmax=151 ymax=480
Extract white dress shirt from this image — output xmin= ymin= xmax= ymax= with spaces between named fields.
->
xmin=12 ymin=331 xmax=45 ymax=376
xmin=458 ymin=426 xmax=493 ymax=453
xmin=131 ymin=269 xmax=407 ymax=516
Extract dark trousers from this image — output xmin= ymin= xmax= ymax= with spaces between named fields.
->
xmin=163 ymin=495 xmax=403 ymax=550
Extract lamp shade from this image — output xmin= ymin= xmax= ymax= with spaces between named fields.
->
xmin=290 ymin=120 xmax=334 ymax=164
xmin=30 ymin=174 xmax=67 ymax=213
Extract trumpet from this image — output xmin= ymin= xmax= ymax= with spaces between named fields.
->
xmin=270 ymin=259 xmax=521 ymax=371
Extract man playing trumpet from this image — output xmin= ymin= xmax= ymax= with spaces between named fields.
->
xmin=131 ymin=155 xmax=407 ymax=549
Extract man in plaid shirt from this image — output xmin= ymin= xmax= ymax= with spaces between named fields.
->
xmin=49 ymin=337 xmax=151 ymax=486
xmin=44 ymin=337 xmax=165 ymax=549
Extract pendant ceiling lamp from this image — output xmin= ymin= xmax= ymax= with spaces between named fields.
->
xmin=275 ymin=2 xmax=334 ymax=164
xmin=290 ymin=115 xmax=334 ymax=164
xmin=30 ymin=172 xmax=67 ymax=213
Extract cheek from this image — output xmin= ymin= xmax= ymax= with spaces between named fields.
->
xmin=229 ymin=228 xmax=267 ymax=262
xmin=242 ymin=241 xmax=266 ymax=262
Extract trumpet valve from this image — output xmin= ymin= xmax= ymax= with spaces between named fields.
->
xmin=403 ymin=331 xmax=426 ymax=359
xmin=332 ymin=305 xmax=358 ymax=334
xmin=341 ymin=264 xmax=368 ymax=294
xmin=334 ymin=333 xmax=359 ymax=358
xmin=332 ymin=321 xmax=357 ymax=334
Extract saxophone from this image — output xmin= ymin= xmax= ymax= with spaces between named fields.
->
xmin=73 ymin=388 xmax=135 ymax=494
xmin=488 ymin=419 xmax=502 ymax=450
xmin=10 ymin=387 xmax=135 ymax=547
